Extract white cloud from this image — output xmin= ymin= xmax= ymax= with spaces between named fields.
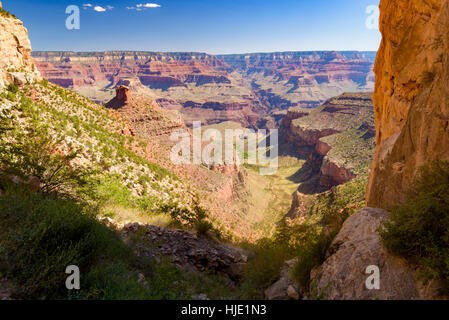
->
xmin=94 ymin=5 xmax=106 ymax=12
xmin=128 ymin=3 xmax=161 ymax=10
xmin=82 ymin=4 xmax=93 ymax=7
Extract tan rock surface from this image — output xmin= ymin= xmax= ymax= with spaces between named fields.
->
xmin=367 ymin=0 xmax=449 ymax=207
xmin=0 ymin=13 xmax=40 ymax=88
xmin=309 ymin=207 xmax=421 ymax=300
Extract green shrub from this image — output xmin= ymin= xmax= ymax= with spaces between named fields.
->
xmin=0 ymin=8 xmax=17 ymax=19
xmin=7 ymin=83 xmax=19 ymax=94
xmin=380 ymin=161 xmax=449 ymax=294
xmin=291 ymin=230 xmax=334 ymax=290
xmin=0 ymin=188 xmax=133 ymax=299
xmin=238 ymin=239 xmax=292 ymax=299
xmin=0 ymin=126 xmax=91 ymax=196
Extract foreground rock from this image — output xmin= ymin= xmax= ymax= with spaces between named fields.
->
xmin=309 ymin=208 xmax=440 ymax=300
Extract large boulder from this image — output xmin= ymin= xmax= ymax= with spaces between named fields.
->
xmin=308 ymin=208 xmax=439 ymax=300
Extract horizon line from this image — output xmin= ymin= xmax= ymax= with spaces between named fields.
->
xmin=31 ymin=49 xmax=378 ymax=56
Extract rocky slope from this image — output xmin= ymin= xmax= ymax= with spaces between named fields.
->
xmin=367 ymin=0 xmax=449 ymax=208
xmin=0 ymin=6 xmax=40 ymax=88
xmin=282 ymin=92 xmax=375 ymax=193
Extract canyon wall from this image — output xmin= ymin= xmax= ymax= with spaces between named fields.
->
xmin=281 ymin=92 xmax=375 ymax=194
xmin=33 ymin=51 xmax=376 ymax=128
xmin=0 ymin=10 xmax=40 ymax=88
xmin=367 ymin=0 xmax=449 ymax=207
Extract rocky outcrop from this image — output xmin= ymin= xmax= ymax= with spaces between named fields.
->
xmin=105 ymin=86 xmax=184 ymax=138
xmin=119 ymin=222 xmax=248 ymax=281
xmin=309 ymin=208 xmax=440 ymax=300
xmin=367 ymin=0 xmax=449 ymax=208
xmin=0 ymin=10 xmax=40 ymax=88
xmin=319 ymin=159 xmax=357 ymax=189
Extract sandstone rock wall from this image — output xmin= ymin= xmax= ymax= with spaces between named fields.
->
xmin=367 ymin=0 xmax=449 ymax=207
xmin=0 ymin=13 xmax=40 ymax=88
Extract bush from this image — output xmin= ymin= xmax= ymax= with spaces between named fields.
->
xmin=7 ymin=83 xmax=19 ymax=94
xmin=380 ymin=162 xmax=449 ymax=294
xmin=0 ymin=127 xmax=92 ymax=196
xmin=291 ymin=230 xmax=334 ymax=290
xmin=238 ymin=239 xmax=292 ymax=299
xmin=0 ymin=188 xmax=133 ymax=299
xmin=0 ymin=8 xmax=17 ymax=19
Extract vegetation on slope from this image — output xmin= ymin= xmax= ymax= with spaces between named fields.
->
xmin=380 ymin=162 xmax=449 ymax=295
xmin=0 ymin=81 xmax=229 ymax=299
xmin=0 ymin=8 xmax=17 ymax=19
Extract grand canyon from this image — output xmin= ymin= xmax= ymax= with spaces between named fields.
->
xmin=32 ymin=50 xmax=375 ymax=128
xmin=1 ymin=0 xmax=449 ymax=304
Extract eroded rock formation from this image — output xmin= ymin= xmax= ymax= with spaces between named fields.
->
xmin=282 ymin=92 xmax=375 ymax=193
xmin=105 ymin=86 xmax=184 ymax=138
xmin=367 ymin=0 xmax=449 ymax=207
xmin=0 ymin=10 xmax=40 ymax=88
xmin=32 ymin=51 xmax=376 ymax=128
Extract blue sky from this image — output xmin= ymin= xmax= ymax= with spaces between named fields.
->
xmin=4 ymin=0 xmax=381 ymax=54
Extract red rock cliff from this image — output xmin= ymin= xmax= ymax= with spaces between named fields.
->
xmin=367 ymin=0 xmax=449 ymax=207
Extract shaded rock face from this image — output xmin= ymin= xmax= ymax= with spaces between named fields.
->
xmin=309 ymin=208 xmax=422 ymax=300
xmin=0 ymin=13 xmax=40 ymax=88
xmin=367 ymin=0 xmax=449 ymax=208
xmin=282 ymin=93 xmax=374 ymax=193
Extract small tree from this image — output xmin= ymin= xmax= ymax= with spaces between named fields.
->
xmin=0 ymin=125 xmax=92 ymax=196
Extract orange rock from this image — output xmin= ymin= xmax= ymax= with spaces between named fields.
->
xmin=367 ymin=0 xmax=449 ymax=208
